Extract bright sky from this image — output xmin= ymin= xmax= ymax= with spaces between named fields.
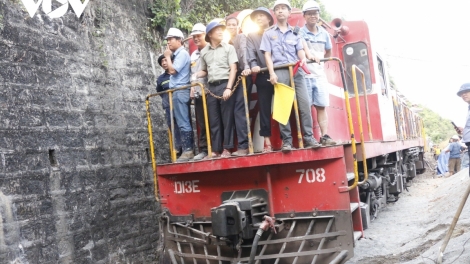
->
xmin=321 ymin=0 xmax=470 ymax=127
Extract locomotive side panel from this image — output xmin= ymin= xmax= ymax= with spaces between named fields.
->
xmin=159 ymin=167 xmax=268 ymax=218
xmin=159 ymin=157 xmax=350 ymax=218
xmin=271 ymin=158 xmax=350 ymax=213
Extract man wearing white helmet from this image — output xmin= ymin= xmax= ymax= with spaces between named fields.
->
xmin=164 ymin=27 xmax=194 ymax=162
xmin=189 ymin=23 xmax=209 ymax=161
xmin=260 ymin=0 xmax=319 ymax=152
xmin=300 ymin=0 xmax=336 ymax=146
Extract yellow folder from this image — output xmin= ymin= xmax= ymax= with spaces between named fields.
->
xmin=273 ymin=83 xmax=295 ymax=125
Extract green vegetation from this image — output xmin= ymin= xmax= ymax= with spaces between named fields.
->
xmin=418 ymin=105 xmax=455 ymax=144
xmin=149 ymin=0 xmax=332 ymax=35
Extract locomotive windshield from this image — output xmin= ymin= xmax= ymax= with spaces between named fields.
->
xmin=342 ymin=42 xmax=373 ymax=95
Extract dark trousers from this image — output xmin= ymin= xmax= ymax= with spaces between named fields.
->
xmin=164 ymin=106 xmax=182 ymax=150
xmin=194 ymin=96 xmax=208 ymax=152
xmin=275 ymin=69 xmax=313 ymax=144
xmin=255 ymin=73 xmax=274 ymax=137
xmin=207 ymin=81 xmax=235 ymax=152
xmin=233 ymin=74 xmax=253 ymax=149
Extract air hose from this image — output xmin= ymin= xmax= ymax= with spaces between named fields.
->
xmin=248 ymin=216 xmax=276 ymax=264
xmin=248 ymin=229 xmax=264 ymax=264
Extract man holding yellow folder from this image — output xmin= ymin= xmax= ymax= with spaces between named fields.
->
xmin=260 ymin=0 xmax=320 ymax=152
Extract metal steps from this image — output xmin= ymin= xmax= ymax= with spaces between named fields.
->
xmin=347 ymin=172 xmax=355 ymax=181
xmin=350 ymin=202 xmax=359 ymax=212
xmin=353 ymin=231 xmax=362 ymax=241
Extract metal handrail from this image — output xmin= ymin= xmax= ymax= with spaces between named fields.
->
xmin=352 ymin=66 xmax=372 ymax=140
xmin=145 ymin=82 xmax=210 ymax=201
xmin=145 ymin=58 xmax=351 ymax=198
xmin=289 ymin=65 xmax=304 ymax=148
xmin=347 ymin=65 xmax=369 ymax=190
xmin=392 ymin=96 xmax=403 ymax=140
xmin=241 ymin=76 xmax=254 ymax=154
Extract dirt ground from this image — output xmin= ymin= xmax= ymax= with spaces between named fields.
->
xmin=346 ymin=155 xmax=470 ymax=264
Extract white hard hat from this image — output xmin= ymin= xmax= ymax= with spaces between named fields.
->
xmin=272 ymin=0 xmax=292 ymax=10
xmin=165 ymin=28 xmax=184 ymax=39
xmin=452 ymin=135 xmax=460 ymax=140
xmin=302 ymin=0 xmax=320 ymax=12
xmin=190 ymin=23 xmax=206 ymax=36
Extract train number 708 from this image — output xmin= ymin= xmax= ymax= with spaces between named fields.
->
xmin=297 ymin=168 xmax=326 ymax=184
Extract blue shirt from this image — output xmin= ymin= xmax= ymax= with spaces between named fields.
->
xmin=299 ymin=25 xmax=332 ymax=78
xmin=169 ymin=46 xmax=191 ymax=88
xmin=464 ymin=105 xmax=470 ymax=143
xmin=260 ymin=24 xmax=303 ymax=66
xmin=449 ymin=142 xmax=463 ymax=159
xmin=156 ymin=72 xmax=171 ymax=108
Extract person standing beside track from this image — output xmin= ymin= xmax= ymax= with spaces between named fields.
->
xmin=156 ymin=54 xmax=182 ymax=156
xmin=192 ymin=21 xmax=238 ymax=158
xmin=455 ymin=83 xmax=470 ymax=177
xmin=164 ymin=28 xmax=194 ymax=162
xmin=226 ymin=17 xmax=250 ymax=157
xmin=189 ymin=23 xmax=209 ymax=161
xmin=247 ymin=7 xmax=275 ymax=153
xmin=445 ymin=135 xmax=464 ymax=176
xmin=300 ymin=0 xmax=336 ymax=146
xmin=260 ymin=0 xmax=318 ymax=152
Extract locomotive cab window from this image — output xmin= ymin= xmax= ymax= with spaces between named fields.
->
xmin=377 ymin=55 xmax=388 ymax=97
xmin=343 ymin=42 xmax=372 ymax=95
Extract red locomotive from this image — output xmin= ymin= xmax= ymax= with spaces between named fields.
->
xmin=146 ymin=8 xmax=426 ymax=264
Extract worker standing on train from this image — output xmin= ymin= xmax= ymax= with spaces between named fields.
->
xmin=192 ymin=21 xmax=238 ymax=158
xmin=226 ymin=17 xmax=250 ymax=156
xmin=189 ymin=23 xmax=209 ymax=161
xmin=156 ymin=54 xmax=182 ymax=157
xmin=455 ymin=83 xmax=470 ymax=177
xmin=247 ymin=7 xmax=275 ymax=153
xmin=164 ymin=28 xmax=194 ymax=162
xmin=300 ymin=0 xmax=336 ymax=146
xmin=260 ymin=0 xmax=318 ymax=152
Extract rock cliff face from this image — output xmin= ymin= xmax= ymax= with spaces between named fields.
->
xmin=0 ymin=0 xmax=167 ymax=263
